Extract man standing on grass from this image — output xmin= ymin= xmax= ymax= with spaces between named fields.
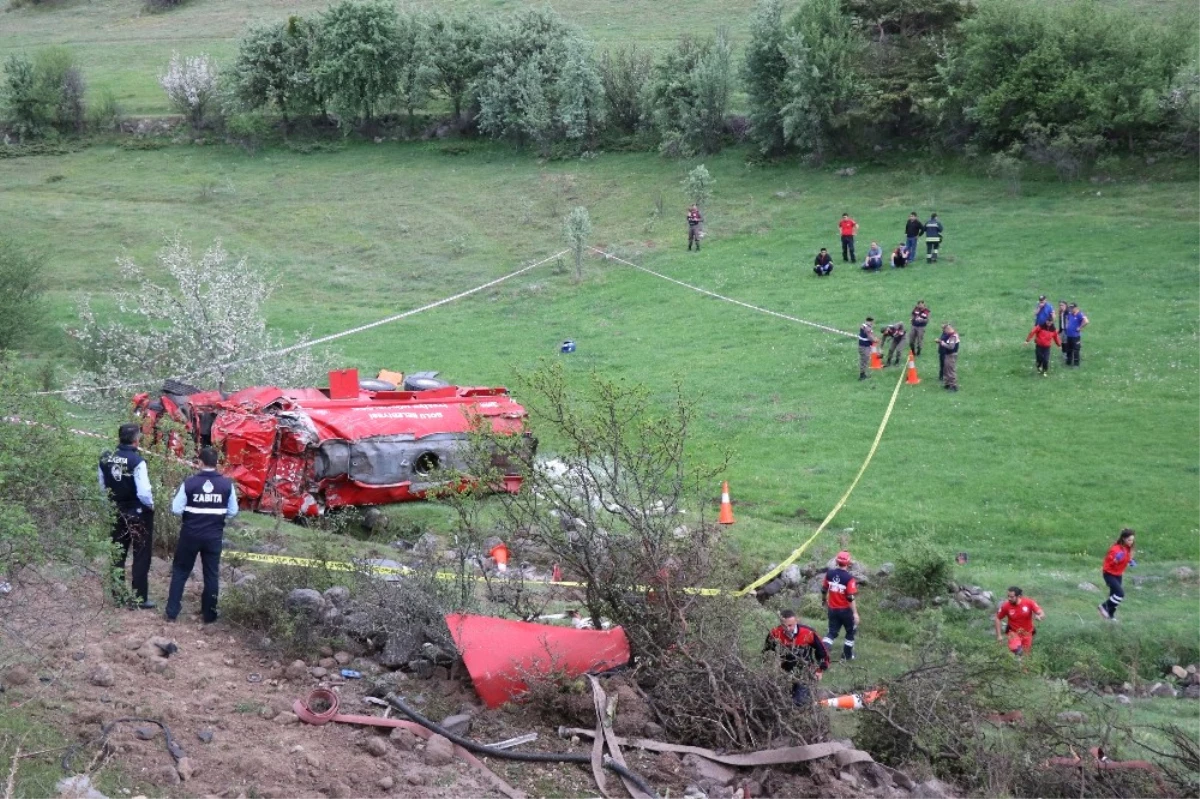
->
xmin=904 ymin=212 xmax=922 ymax=264
xmin=166 ymin=447 xmax=238 ymax=624
xmin=839 ymin=213 xmax=859 ymax=263
xmin=995 ymin=586 xmax=1044 ymax=657
xmin=822 ymin=551 xmax=860 ymax=662
xmin=1035 ymin=295 xmax=1054 ymax=326
xmin=939 ymin=324 xmax=960 ymax=391
xmin=687 ymin=204 xmax=703 ymax=251
xmin=99 ymin=423 xmax=156 ymax=610
xmin=924 ymin=213 xmax=944 ymax=263
xmin=910 ymin=300 xmax=930 ymax=356
xmin=1063 ymin=303 xmax=1089 ymax=366
xmin=858 ymin=317 xmax=875 ymax=380
xmin=763 ymin=609 xmax=828 ymax=705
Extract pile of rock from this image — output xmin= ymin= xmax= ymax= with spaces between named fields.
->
xmin=932 ymin=583 xmax=994 ymax=610
xmin=1154 ymin=664 xmax=1200 ymax=700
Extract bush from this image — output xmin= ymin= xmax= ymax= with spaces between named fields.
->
xmin=598 ymin=45 xmax=652 ymax=136
xmin=88 ymin=88 xmax=123 ymax=133
xmin=0 ymin=236 xmax=47 ymax=352
xmin=143 ymin=0 xmax=185 ymax=12
xmin=1 ymin=48 xmax=87 ymax=140
xmin=159 ymin=51 xmax=219 ymax=129
xmin=649 ymin=30 xmax=734 ymax=157
xmin=314 ymin=0 xmax=401 ymax=127
xmin=890 ymin=538 xmax=951 ymax=601
xmin=232 ymin=17 xmax=323 ymax=125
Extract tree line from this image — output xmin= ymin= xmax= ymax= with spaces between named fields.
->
xmin=2 ymin=0 xmax=1197 ymax=163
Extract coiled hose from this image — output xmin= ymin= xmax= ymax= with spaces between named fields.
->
xmin=383 ymin=692 xmax=658 ymax=798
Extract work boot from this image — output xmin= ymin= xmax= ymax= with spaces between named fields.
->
xmin=859 ymin=373 xmax=867 ymax=381
xmin=137 ymin=600 xmax=157 ymax=610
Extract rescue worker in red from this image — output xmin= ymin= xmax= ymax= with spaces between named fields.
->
xmin=687 ymin=204 xmax=703 ymax=251
xmin=1024 ymin=320 xmax=1061 ymax=376
xmin=822 ymin=551 xmax=860 ymax=661
xmin=1099 ymin=528 xmax=1136 ymax=621
xmin=994 ymin=586 xmax=1044 ymax=656
xmin=763 ymin=609 xmax=829 ymax=705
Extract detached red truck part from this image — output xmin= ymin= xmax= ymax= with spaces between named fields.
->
xmin=134 ymin=368 xmax=534 ymax=519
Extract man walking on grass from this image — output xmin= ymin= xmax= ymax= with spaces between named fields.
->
xmin=822 ymin=551 xmax=860 ymax=662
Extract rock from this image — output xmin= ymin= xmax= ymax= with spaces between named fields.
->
xmin=284 ymin=660 xmax=308 ymax=681
xmin=134 ymin=726 xmax=160 ymax=740
xmin=378 ymin=628 xmax=423 ymax=669
xmin=835 ymin=166 xmax=857 ymax=177
xmin=838 ymin=771 xmax=859 ymax=788
xmin=894 ymin=597 xmax=922 ymax=612
xmin=323 ymin=586 xmax=350 ymax=607
xmin=333 ymin=651 xmax=353 ymax=666
xmin=377 ymin=775 xmax=394 ymax=790
xmin=970 ymin=594 xmax=992 ymax=610
xmin=1171 ymin=665 xmax=1188 ymax=680
xmin=413 ymin=533 xmax=440 ymax=557
xmin=1057 ymin=711 xmax=1086 ymax=724
xmin=305 ymin=751 xmax=321 ymax=768
xmin=285 ymin=588 xmax=325 ymax=614
xmin=1184 ymin=684 xmax=1200 ymax=699
xmin=4 ymin=664 xmax=31 ymax=686
xmin=423 ymin=733 xmax=456 ymax=766
xmin=644 ymin=721 xmax=665 ymax=738
xmin=408 ymin=659 xmax=434 ymax=679
xmin=258 ymin=705 xmax=279 ymax=720
xmin=364 ymin=736 xmax=389 ymax=757
xmin=176 ymin=756 xmax=196 ymax=781
xmin=88 ymin=665 xmax=116 ymax=688
xmin=406 ymin=773 xmax=426 ymax=786
xmin=196 ymin=729 xmax=214 ymax=744
xmin=320 ymin=607 xmax=342 ymax=625
xmin=440 ymin=713 xmax=472 ymax=737
xmin=326 ymin=781 xmax=353 ymax=798
xmin=389 ymin=728 xmax=418 ymax=751
xmin=681 ymin=754 xmax=738 ymax=787
xmin=781 ymin=564 xmax=802 ymax=587
xmin=805 ymin=575 xmax=825 ymax=595
xmin=318 ymin=658 xmax=338 ymax=670
xmin=1150 ymin=682 xmax=1178 ymax=698
xmin=310 ymin=667 xmax=328 ymax=679
xmin=155 ymin=765 xmax=181 ymax=786
xmin=1077 ymin=582 xmax=1099 ymax=592
xmin=1116 ymin=694 xmax=1131 ymax=705
xmin=876 ymin=563 xmax=894 ymax=577
xmin=274 ymin=711 xmax=299 ymax=725
xmin=913 ymin=777 xmax=952 ymax=798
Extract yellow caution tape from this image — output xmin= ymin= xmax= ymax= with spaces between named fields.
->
xmin=736 ymin=366 xmax=908 ymax=597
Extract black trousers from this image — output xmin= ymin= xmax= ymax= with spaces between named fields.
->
xmin=1065 ymin=336 xmax=1081 ymax=366
xmin=938 ymin=351 xmax=946 ymax=380
xmin=1035 ymin=345 xmax=1050 ymax=372
xmin=111 ymin=508 xmax=153 ymax=603
xmin=841 ymin=235 xmax=856 ymax=262
xmin=166 ymin=534 xmax=222 ymax=622
xmin=1102 ymin=572 xmax=1124 ymax=618
xmin=824 ymin=608 xmax=857 ymax=659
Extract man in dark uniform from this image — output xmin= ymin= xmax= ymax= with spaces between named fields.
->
xmin=99 ymin=423 xmax=156 ymax=609
xmin=763 ymin=609 xmax=828 ymax=705
xmin=166 ymin=447 xmax=238 ymax=623
xmin=858 ymin=317 xmax=875 ymax=380
xmin=687 ymin=204 xmax=703 ymax=251
xmin=924 ymin=213 xmax=944 ymax=262
xmin=881 ymin=322 xmax=907 ymax=366
xmin=910 ymin=300 xmax=930 ymax=356
xmin=822 ymin=551 xmax=860 ymax=661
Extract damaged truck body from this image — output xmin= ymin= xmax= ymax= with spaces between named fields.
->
xmin=134 ymin=368 xmax=534 ymax=519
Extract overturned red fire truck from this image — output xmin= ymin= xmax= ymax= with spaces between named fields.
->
xmin=133 ymin=368 xmax=533 ymax=519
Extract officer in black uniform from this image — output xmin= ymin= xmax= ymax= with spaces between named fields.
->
xmin=166 ymin=446 xmax=238 ymax=623
xmin=99 ymin=423 xmax=156 ymax=608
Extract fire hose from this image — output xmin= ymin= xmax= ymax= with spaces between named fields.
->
xmin=382 ymin=692 xmax=659 ymax=799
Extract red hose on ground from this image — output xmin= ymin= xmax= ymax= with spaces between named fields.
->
xmin=293 ymin=690 xmax=523 ymax=799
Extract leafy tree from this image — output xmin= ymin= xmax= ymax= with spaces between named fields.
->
xmin=0 ymin=237 xmax=47 ymax=353
xmin=232 ymin=17 xmax=322 ymax=125
xmin=650 ymin=30 xmax=735 ymax=157
xmin=314 ymin=0 xmax=401 ymax=126
xmin=1 ymin=48 xmax=86 ymax=139
xmin=780 ymin=0 xmax=864 ymax=156
xmin=556 ymin=38 xmax=606 ymax=144
xmin=743 ymin=0 xmax=789 ymax=155
xmin=562 ymin=206 xmax=592 ymax=282
xmin=598 ymin=45 xmax=653 ymax=135
xmin=942 ymin=0 xmax=1191 ymax=151
xmin=844 ymin=0 xmax=972 ymax=143
xmin=394 ymin=9 xmax=439 ymax=128
xmin=69 ymin=236 xmax=325 ymax=409
xmin=477 ymin=54 xmax=553 ymax=149
xmin=429 ymin=11 xmax=486 ymax=121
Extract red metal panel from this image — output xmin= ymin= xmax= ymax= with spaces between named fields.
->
xmin=328 ymin=368 xmax=360 ymax=400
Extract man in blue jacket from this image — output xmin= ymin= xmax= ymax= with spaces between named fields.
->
xmin=99 ymin=423 xmax=156 ymax=609
xmin=1034 ymin=296 xmax=1054 ymax=326
xmin=1062 ymin=303 xmax=1089 ymax=366
xmin=166 ymin=447 xmax=238 ymax=623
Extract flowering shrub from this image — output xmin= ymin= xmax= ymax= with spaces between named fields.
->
xmin=159 ymin=51 xmax=217 ymax=128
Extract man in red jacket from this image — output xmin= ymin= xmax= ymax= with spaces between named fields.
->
xmin=763 ymin=610 xmax=829 ymax=705
xmin=1024 ymin=321 xmax=1062 ymax=376
xmin=1099 ymin=528 xmax=1136 ymax=621
xmin=838 ymin=213 xmax=859 ymax=263
xmin=994 ymin=587 xmax=1044 ymax=657
xmin=822 ymin=551 xmax=860 ymax=661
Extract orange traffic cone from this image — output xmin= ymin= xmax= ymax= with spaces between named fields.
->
xmin=869 ymin=345 xmax=884 ymax=370
xmin=490 ymin=542 xmax=509 ymax=573
xmin=905 ymin=353 xmax=921 ymax=385
xmin=820 ymin=689 xmax=885 ymax=710
xmin=718 ymin=481 xmax=735 ymax=525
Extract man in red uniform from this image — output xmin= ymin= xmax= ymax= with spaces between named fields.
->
xmin=822 ymin=551 xmax=860 ymax=661
xmin=838 ymin=213 xmax=859 ymax=263
xmin=1099 ymin=528 xmax=1136 ymax=621
xmin=763 ymin=610 xmax=829 ymax=705
xmin=1024 ymin=320 xmax=1061 ymax=376
xmin=994 ymin=586 xmax=1044 ymax=656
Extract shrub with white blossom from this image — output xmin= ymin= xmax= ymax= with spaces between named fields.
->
xmin=70 ymin=236 xmax=327 ymax=410
xmin=159 ymin=51 xmax=218 ymax=128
